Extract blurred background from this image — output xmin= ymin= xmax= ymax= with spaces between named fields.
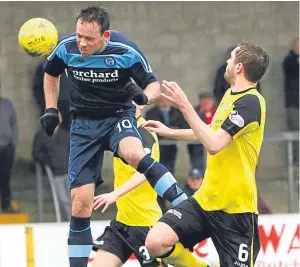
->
xmin=0 ymin=1 xmax=299 ymax=223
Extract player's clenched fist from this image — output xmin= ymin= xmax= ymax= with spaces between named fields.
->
xmin=125 ymin=82 xmax=149 ymax=105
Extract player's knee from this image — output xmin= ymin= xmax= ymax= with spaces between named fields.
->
xmin=71 ymin=184 xmax=94 ymax=216
xmin=71 ymin=193 xmax=93 ymax=217
xmin=145 ymin=226 xmax=172 ymax=257
xmin=146 ymin=222 xmax=179 ymax=257
xmin=119 ymin=138 xmax=145 ymax=168
xmin=124 ymin=150 xmax=145 ymax=168
xmin=72 ymin=199 xmax=92 ymax=217
xmin=145 ymin=233 xmax=163 ymax=257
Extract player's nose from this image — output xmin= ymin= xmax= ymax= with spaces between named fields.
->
xmin=79 ymin=40 xmax=87 ymax=47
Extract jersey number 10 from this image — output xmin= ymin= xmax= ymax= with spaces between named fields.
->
xmin=117 ymin=119 xmax=133 ymax=133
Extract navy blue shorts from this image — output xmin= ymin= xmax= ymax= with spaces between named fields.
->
xmin=68 ymin=109 xmax=142 ymax=189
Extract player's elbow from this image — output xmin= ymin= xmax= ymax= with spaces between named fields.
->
xmin=206 ymin=132 xmax=232 ymax=155
xmin=207 ymin=146 xmax=219 ymax=155
xmin=145 ymin=81 xmax=161 ymax=101
xmin=206 ymin=143 xmax=224 ymax=155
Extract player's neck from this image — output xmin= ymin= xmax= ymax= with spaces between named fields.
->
xmin=231 ymin=79 xmax=257 ymax=93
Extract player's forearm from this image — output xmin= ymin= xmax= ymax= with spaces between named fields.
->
xmin=44 ymin=73 xmax=59 ymax=109
xmin=113 ymin=172 xmax=146 ymax=199
xmin=144 ymin=81 xmax=161 ymax=104
xmin=167 ymin=128 xmax=199 ymax=142
xmin=180 ymin=102 xmax=219 ymax=154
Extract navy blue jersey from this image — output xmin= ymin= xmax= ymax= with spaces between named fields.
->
xmin=44 ymin=31 xmax=157 ymax=115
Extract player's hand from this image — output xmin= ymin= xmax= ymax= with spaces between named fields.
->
xmin=125 ymin=82 xmax=148 ymax=105
xmin=161 ymin=80 xmax=189 ymax=110
xmin=93 ymin=192 xmax=118 ymax=213
xmin=142 ymin=120 xmax=171 ymax=137
xmin=39 ymin=108 xmax=59 ymax=137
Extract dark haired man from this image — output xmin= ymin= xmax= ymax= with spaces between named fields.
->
xmin=40 ymin=6 xmax=187 ymax=267
xmin=144 ymin=42 xmax=269 ymax=267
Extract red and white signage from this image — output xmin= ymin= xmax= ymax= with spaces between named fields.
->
xmin=0 ymin=214 xmax=299 ymax=267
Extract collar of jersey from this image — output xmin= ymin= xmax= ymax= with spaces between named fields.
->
xmin=230 ymin=87 xmax=256 ymax=95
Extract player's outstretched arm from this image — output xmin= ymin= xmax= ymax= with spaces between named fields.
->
xmin=142 ymin=120 xmax=199 ymax=142
xmin=161 ymin=80 xmax=232 ymax=155
xmin=93 ymin=172 xmax=146 ymax=213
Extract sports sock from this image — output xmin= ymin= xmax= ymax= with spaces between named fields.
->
xmin=137 ymin=155 xmax=187 ymax=206
xmin=164 ymin=242 xmax=208 ymax=267
xmin=68 ymin=216 xmax=92 ymax=267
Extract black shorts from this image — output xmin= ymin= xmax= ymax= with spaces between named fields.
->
xmin=160 ymin=198 xmax=261 ymax=267
xmin=92 ymin=220 xmax=159 ymax=267
xmin=68 ymin=108 xmax=141 ymax=189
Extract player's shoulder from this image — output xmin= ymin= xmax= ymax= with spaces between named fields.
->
xmin=108 ymin=30 xmax=143 ymax=54
xmin=234 ymin=88 xmax=265 ymax=105
xmin=56 ymin=33 xmax=77 ymax=48
xmin=233 ymin=90 xmax=266 ymax=120
xmin=48 ymin=33 xmax=77 ymax=59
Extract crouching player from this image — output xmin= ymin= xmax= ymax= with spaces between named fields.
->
xmin=92 ymin=103 xmax=213 ymax=267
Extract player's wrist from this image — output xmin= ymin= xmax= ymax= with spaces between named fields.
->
xmin=167 ymin=128 xmax=177 ymax=139
xmin=111 ymin=190 xmax=121 ymax=200
xmin=180 ymin=101 xmax=194 ymax=115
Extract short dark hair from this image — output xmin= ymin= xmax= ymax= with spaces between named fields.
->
xmin=76 ymin=6 xmax=110 ymax=34
xmin=234 ymin=42 xmax=269 ymax=83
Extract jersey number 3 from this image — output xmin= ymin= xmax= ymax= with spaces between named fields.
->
xmin=139 ymin=246 xmax=151 ymax=260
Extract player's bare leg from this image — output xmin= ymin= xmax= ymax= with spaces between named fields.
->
xmin=92 ymin=250 xmax=122 ymax=267
xmin=118 ymin=137 xmax=187 ymax=206
xmin=146 ymin=222 xmax=178 ymax=257
xmin=71 ymin=184 xmax=95 ymax=217
xmin=146 ymin=222 xmax=212 ymax=267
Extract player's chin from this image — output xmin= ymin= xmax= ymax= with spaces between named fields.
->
xmin=79 ymin=49 xmax=90 ymax=57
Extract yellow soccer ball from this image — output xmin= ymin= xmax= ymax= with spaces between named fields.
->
xmin=18 ymin=18 xmax=58 ymax=57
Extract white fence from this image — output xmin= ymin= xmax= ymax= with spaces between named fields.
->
xmin=0 ymin=214 xmax=299 ymax=267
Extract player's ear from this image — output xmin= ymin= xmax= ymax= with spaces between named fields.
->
xmin=236 ymin=63 xmax=244 ymax=74
xmin=103 ymin=31 xmax=110 ymax=39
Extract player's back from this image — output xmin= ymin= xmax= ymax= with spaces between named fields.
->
xmin=114 ymin=117 xmax=162 ymax=226
xmin=44 ymin=31 xmax=156 ymax=116
xmin=194 ymin=87 xmax=266 ymax=214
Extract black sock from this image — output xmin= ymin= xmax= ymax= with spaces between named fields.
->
xmin=137 ymin=155 xmax=187 ymax=206
xmin=68 ymin=216 xmax=92 ymax=267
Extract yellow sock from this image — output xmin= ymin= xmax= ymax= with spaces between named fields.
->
xmin=163 ymin=242 xmax=208 ymax=267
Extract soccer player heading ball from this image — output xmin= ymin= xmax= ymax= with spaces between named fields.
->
xmin=40 ymin=6 xmax=187 ymax=267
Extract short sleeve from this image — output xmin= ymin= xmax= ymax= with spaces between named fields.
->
xmin=43 ymin=41 xmax=67 ymax=77
xmin=221 ymin=94 xmax=261 ymax=138
xmin=127 ymin=45 xmax=157 ymax=89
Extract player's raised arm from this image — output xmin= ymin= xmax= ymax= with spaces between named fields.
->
xmin=160 ymin=80 xmax=232 ymax=155
xmin=40 ymin=39 xmax=68 ymax=136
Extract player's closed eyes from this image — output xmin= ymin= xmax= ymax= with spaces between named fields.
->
xmin=77 ymin=34 xmax=95 ymax=42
